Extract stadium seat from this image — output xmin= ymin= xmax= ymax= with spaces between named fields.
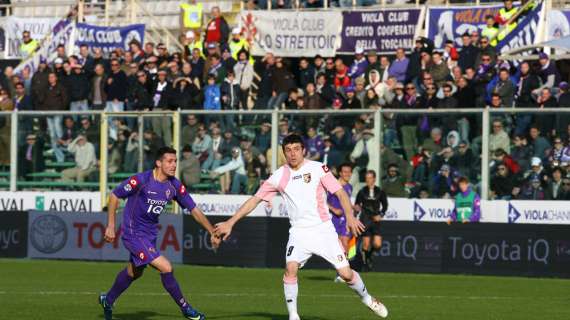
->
xmin=165 ymin=1 xmax=180 ymax=14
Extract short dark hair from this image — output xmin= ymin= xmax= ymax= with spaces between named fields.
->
xmin=338 ymin=163 xmax=353 ymax=172
xmin=366 ymin=170 xmax=377 ymax=178
xmin=458 ymin=176 xmax=469 ymax=185
xmin=282 ymin=134 xmax=305 ymax=151
xmin=155 ymin=147 xmax=177 ymax=164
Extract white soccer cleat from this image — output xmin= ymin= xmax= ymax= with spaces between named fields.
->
xmin=334 ymin=275 xmax=346 ymax=283
xmin=367 ymin=297 xmax=388 ymax=318
xmin=289 ymin=314 xmax=301 ymax=320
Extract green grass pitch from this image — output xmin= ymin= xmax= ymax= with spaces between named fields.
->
xmin=1 ymin=258 xmax=569 ymax=320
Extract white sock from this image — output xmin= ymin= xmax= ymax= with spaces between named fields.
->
xmin=283 ymin=275 xmax=299 ymax=316
xmin=347 ymin=271 xmax=373 ymax=306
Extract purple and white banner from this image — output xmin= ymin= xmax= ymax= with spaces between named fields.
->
xmin=426 ymin=4 xmax=503 ymax=49
xmin=338 ymin=8 xmax=422 ymax=54
xmin=495 ymin=0 xmax=543 ymax=54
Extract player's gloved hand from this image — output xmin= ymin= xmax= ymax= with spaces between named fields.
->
xmin=346 ymin=217 xmax=365 ymax=237
xmin=214 ymin=221 xmax=234 ymax=241
xmin=104 ymin=225 xmax=116 ymax=243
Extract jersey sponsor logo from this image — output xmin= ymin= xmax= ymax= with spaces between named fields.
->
xmin=292 ymin=174 xmax=302 ymax=180
xmin=322 ymin=165 xmax=330 ymax=173
xmin=166 ymin=189 xmax=171 ymax=198
xmin=303 ymin=173 xmax=311 ymax=183
xmin=147 ymin=191 xmax=157 ymax=195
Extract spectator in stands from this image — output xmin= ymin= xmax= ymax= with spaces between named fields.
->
xmin=142 ymin=129 xmax=165 ymax=170
xmin=189 ymin=48 xmax=205 ymax=81
xmin=514 ymin=61 xmax=540 ymax=135
xmin=19 ymin=30 xmax=38 ymax=58
xmin=382 ymin=164 xmax=407 ymax=198
xmin=234 ymin=49 xmax=254 ymax=110
xmin=389 ymin=48 xmax=409 ymax=83
xmin=180 ymin=145 xmax=201 ymax=188
xmin=546 ymin=166 xmax=565 ymax=200
xmin=510 ymin=134 xmax=532 ymax=172
xmin=493 ymin=68 xmax=515 ymax=108
xmin=61 ymin=134 xmax=97 ymax=183
xmin=151 ymin=69 xmax=173 ymax=146
xmin=348 ymin=47 xmax=368 ymax=80
xmin=221 ymin=70 xmax=240 ymax=131
xmin=489 ymin=119 xmax=510 ymax=153
xmin=18 ymin=133 xmax=45 ymax=180
xmin=473 ymin=54 xmax=495 ymax=108
xmin=520 ymin=175 xmax=546 ymax=200
xmin=482 ymin=15 xmax=499 ymax=47
xmin=525 ymin=157 xmax=548 ymax=186
xmin=334 ymin=58 xmax=351 ymax=92
xmin=210 ymin=146 xmax=246 ymax=194
xmin=432 ymin=164 xmax=456 ymax=198
xmin=0 ymin=88 xmax=12 ymax=166
xmin=205 ymin=6 xmax=230 ymax=49
xmin=559 ymin=177 xmax=570 ymax=200
xmin=68 ymin=64 xmax=90 ymax=113
xmin=31 ymin=59 xmax=49 ymax=108
xmin=430 ymin=52 xmax=449 ymax=87
xmin=89 ymin=64 xmax=107 ymax=110
xmin=170 ymin=77 xmax=198 ymax=110
xmin=193 ymin=124 xmax=212 ymax=168
xmin=13 ymin=82 xmax=31 ymax=111
xmin=454 ymin=76 xmax=476 ymax=110
xmin=181 ymin=115 xmax=200 ymax=147
xmin=490 ymin=163 xmax=516 ymax=200
xmin=529 ymin=125 xmax=551 ymax=159
xmin=41 ymin=73 xmax=68 ymax=162
xmin=269 ymin=58 xmax=295 ymax=109
xmin=558 ymin=82 xmax=570 ymax=107
xmin=123 ymin=131 xmax=139 ymax=173
xmin=350 ymin=129 xmax=377 ymax=184
xmin=534 ymin=53 xmax=561 ymax=96
xmin=131 ymin=70 xmax=152 ymax=112
xmin=304 ymin=127 xmax=324 ymax=161
xmin=297 ymin=57 xmax=315 ymax=91
xmin=316 ymin=73 xmax=336 ymax=106
xmin=475 ymin=36 xmax=497 ymax=68
xmin=458 ymin=32 xmax=477 ymax=72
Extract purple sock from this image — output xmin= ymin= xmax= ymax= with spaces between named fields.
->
xmin=160 ymin=272 xmax=189 ymax=309
xmin=106 ymin=268 xmax=134 ymax=305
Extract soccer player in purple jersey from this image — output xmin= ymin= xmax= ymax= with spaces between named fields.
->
xmin=99 ymin=147 xmax=220 ymax=320
xmin=327 ymin=163 xmax=355 ymax=283
xmin=327 ymin=163 xmax=354 ymax=252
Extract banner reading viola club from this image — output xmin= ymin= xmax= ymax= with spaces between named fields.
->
xmin=241 ymin=10 xmax=342 ymax=57
xmin=338 ymin=8 xmax=422 ymax=54
xmin=74 ymin=23 xmax=145 ymax=54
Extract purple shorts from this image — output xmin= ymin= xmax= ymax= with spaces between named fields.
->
xmin=331 ymin=214 xmax=351 ymax=237
xmin=122 ymin=237 xmax=161 ymax=267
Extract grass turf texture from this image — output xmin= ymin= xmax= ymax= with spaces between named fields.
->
xmin=1 ymin=259 xmax=569 ymax=320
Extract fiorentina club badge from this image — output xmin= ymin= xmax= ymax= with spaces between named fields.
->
xmin=166 ymin=189 xmax=171 ymax=198
xmin=303 ymin=173 xmax=311 ymax=183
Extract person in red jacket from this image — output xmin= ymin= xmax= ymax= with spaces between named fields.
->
xmin=205 ymin=6 xmax=230 ymax=49
xmin=493 ymin=148 xmax=521 ymax=175
xmin=333 ymin=58 xmax=351 ymax=91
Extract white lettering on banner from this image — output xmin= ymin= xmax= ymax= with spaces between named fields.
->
xmin=508 ymin=201 xmax=570 ymax=224
xmin=378 ymin=235 xmax=417 ymax=260
xmin=449 ymin=236 xmax=549 ymax=265
xmin=183 ymin=229 xmax=215 ymax=251
xmin=27 ymin=212 xmax=183 ymax=263
xmin=5 ymin=17 xmax=59 ymax=58
xmin=0 ymin=192 xmax=101 ymax=212
xmin=499 ymin=20 xmax=538 ymax=54
xmin=241 ymin=11 xmax=342 ymax=57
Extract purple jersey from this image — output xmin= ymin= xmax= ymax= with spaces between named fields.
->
xmin=113 ymin=170 xmax=196 ymax=240
xmin=327 ymin=182 xmax=352 ymax=237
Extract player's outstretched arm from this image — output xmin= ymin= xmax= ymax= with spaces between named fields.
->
xmin=214 ymin=196 xmax=262 ymax=241
xmin=335 ymin=188 xmax=365 ymax=236
xmin=190 ymin=207 xmax=221 ymax=249
xmin=104 ymin=193 xmax=120 ymax=243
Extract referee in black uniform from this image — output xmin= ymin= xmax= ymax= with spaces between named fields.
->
xmin=354 ymin=170 xmax=388 ymax=270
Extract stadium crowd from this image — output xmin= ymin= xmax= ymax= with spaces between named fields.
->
xmin=1 ymin=3 xmax=570 ymax=200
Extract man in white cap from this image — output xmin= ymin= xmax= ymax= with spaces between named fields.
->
xmin=229 ymin=27 xmax=249 ymax=61
xmin=348 ymin=47 xmax=368 ymax=80
xmin=184 ymin=30 xmax=204 ymax=58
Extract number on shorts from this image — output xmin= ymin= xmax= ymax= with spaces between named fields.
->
xmin=287 ymin=246 xmax=294 ymax=257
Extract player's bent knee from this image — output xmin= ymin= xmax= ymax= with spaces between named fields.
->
xmin=337 ymin=267 xmax=354 ymax=282
xmin=283 ymin=274 xmax=298 ymax=284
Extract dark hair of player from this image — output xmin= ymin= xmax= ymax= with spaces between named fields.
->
xmin=282 ymin=134 xmax=305 ymax=151
xmin=366 ymin=170 xmax=376 ymax=178
xmin=338 ymin=163 xmax=353 ymax=172
xmin=457 ymin=176 xmax=469 ymax=185
xmin=155 ymin=147 xmax=177 ymax=167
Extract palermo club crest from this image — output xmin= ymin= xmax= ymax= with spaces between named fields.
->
xmin=303 ymin=173 xmax=311 ymax=183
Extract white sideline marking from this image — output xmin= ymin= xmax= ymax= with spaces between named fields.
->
xmin=0 ymin=291 xmax=565 ymax=301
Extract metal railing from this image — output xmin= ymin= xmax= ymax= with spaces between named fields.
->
xmin=1 ymin=108 xmax=568 ymax=205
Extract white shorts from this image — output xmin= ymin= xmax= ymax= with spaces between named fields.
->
xmin=285 ymin=221 xmax=350 ymax=270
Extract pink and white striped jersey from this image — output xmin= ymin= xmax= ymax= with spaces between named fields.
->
xmin=255 ymin=160 xmax=342 ymax=228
